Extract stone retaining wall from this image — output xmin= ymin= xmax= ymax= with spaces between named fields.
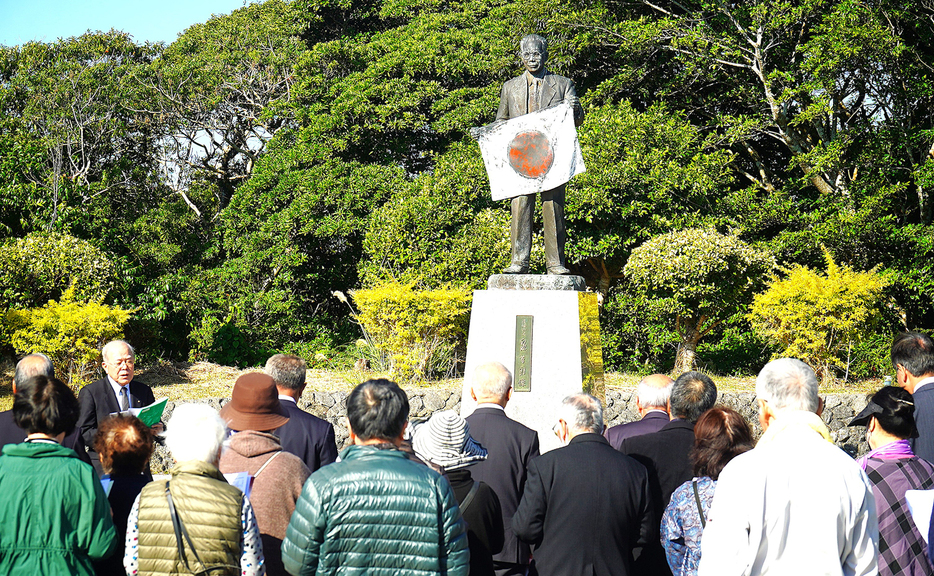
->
xmin=151 ymin=388 xmax=872 ymax=473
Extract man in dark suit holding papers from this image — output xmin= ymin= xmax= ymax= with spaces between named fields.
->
xmin=77 ymin=339 xmax=159 ymax=474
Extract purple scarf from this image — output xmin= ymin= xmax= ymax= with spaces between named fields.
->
xmin=857 ymin=439 xmax=915 ymax=470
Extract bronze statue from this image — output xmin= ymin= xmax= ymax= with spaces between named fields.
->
xmin=496 ymin=34 xmax=584 ymax=275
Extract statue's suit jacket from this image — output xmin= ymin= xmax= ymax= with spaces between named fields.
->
xmin=466 ymin=406 xmax=540 ymax=566
xmin=495 ymin=71 xmax=585 ymax=126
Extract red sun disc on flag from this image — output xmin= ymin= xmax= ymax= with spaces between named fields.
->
xmin=507 ymin=131 xmax=554 ymax=179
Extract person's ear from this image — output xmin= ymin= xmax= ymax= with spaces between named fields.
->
xmin=470 ymin=387 xmax=478 ymax=402
xmin=816 ymin=397 xmax=824 ymax=417
xmin=393 ymin=421 xmax=408 ymax=447
xmin=758 ymin=399 xmax=775 ymax=431
xmin=506 ymin=387 xmax=513 ymax=402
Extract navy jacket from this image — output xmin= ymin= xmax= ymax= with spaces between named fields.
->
xmin=274 ymin=398 xmax=338 ymax=473
xmin=619 ymin=419 xmax=696 ymax=576
xmin=912 ymin=383 xmax=934 ymax=463
xmin=466 ymin=406 xmax=540 ymax=566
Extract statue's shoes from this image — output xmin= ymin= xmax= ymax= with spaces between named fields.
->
xmin=503 ymin=263 xmax=530 ymax=274
xmin=547 ymin=265 xmax=571 ymax=275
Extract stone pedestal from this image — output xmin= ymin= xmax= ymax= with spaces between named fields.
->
xmin=460 ymin=276 xmax=604 ymax=452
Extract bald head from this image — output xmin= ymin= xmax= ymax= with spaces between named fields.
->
xmin=13 ymin=354 xmax=54 ymax=392
xmin=471 ymin=362 xmax=513 ymax=406
xmin=636 ymin=374 xmax=673 ymax=412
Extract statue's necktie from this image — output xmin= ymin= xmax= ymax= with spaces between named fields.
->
xmin=528 ymin=79 xmax=541 ymax=112
xmin=119 ymin=386 xmax=129 ymax=411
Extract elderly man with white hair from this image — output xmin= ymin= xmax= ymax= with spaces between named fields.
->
xmin=465 ymin=362 xmax=539 ymax=576
xmin=512 ymin=394 xmax=652 ymax=576
xmin=124 ymin=404 xmax=265 ymax=576
xmin=606 ymin=374 xmax=673 ymax=449
xmin=78 ymin=340 xmax=162 ymax=475
xmin=697 ymin=358 xmax=878 ymax=576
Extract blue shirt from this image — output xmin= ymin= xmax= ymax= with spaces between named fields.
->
xmin=661 ymin=476 xmax=716 ymax=576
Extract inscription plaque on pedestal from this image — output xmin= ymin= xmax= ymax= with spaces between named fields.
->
xmin=514 ymin=315 xmax=533 ymax=392
xmin=461 ymin=285 xmax=604 ymax=452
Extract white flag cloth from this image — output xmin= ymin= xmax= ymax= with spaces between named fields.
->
xmin=474 ymin=102 xmax=585 ymax=201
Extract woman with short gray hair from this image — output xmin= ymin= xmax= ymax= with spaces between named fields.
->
xmin=124 ymin=403 xmax=266 ymax=576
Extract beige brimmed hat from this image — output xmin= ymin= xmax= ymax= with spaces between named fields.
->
xmin=220 ymin=372 xmax=290 ymax=432
xmin=412 ymin=410 xmax=488 ymax=471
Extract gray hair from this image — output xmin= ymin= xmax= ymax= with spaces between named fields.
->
xmin=164 ymin=404 xmax=227 ymax=465
xmin=670 ymin=372 xmax=717 ymax=421
xmin=472 ymin=362 xmax=512 ymax=400
xmin=14 ymin=354 xmax=54 ymax=388
xmin=636 ymin=375 xmax=673 ymax=409
xmin=102 ymin=340 xmax=135 ymax=362
xmin=519 ymin=34 xmax=548 ymax=55
xmin=265 ymin=354 xmax=307 ymax=391
xmin=559 ymin=394 xmax=603 ymax=434
xmin=756 ymin=358 xmax=820 ymax=414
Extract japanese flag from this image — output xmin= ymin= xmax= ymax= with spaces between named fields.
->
xmin=473 ymin=102 xmax=585 ymax=201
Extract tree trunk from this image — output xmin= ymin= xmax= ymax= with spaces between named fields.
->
xmin=673 ymin=322 xmax=702 ymax=376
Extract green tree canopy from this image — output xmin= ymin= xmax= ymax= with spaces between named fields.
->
xmin=625 ymin=228 xmax=775 ymax=373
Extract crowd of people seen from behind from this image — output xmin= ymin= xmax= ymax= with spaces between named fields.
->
xmin=4 ymin=333 xmax=934 ymax=575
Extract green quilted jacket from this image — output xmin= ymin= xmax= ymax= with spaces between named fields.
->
xmin=0 ymin=441 xmax=117 ymax=575
xmin=282 ymin=444 xmax=469 ymax=576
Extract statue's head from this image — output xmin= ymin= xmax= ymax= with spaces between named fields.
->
xmin=519 ymin=34 xmax=548 ymax=74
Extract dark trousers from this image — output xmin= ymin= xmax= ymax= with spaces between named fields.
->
xmin=509 ymin=186 xmax=566 ymax=269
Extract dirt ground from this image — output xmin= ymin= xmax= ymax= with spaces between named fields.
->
xmin=0 ymin=358 xmax=882 ymax=411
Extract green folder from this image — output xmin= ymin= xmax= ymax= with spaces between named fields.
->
xmin=132 ymin=398 xmax=167 ymax=427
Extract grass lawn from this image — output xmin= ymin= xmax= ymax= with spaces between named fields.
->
xmin=0 ymin=359 xmax=886 ymax=411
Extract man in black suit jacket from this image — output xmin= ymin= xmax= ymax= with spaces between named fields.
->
xmin=267 ymin=353 xmax=338 ymax=472
xmin=0 ymin=353 xmax=91 ymax=464
xmin=465 ymin=362 xmax=540 ymax=576
xmin=619 ymin=371 xmax=717 ymax=576
xmin=513 ymin=393 xmax=652 ymax=576
xmin=77 ymin=340 xmax=158 ymax=475
xmin=892 ymin=331 xmax=934 ymax=462
xmin=605 ymin=374 xmax=673 ymax=450
xmin=496 ymin=34 xmax=585 ymax=275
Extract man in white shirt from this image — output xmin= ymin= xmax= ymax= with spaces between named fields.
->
xmin=891 ymin=331 xmax=934 ymax=462
xmin=698 ymin=358 xmax=878 ymax=576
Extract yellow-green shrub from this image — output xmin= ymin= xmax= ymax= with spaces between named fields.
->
xmin=748 ymin=250 xmax=886 ymax=383
xmin=351 ymin=282 xmax=472 ymax=382
xmin=0 ymin=232 xmax=119 ymax=310
xmin=5 ymin=286 xmax=131 ymax=388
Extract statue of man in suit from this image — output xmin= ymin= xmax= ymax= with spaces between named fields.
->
xmin=497 ymin=34 xmax=585 ymax=275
